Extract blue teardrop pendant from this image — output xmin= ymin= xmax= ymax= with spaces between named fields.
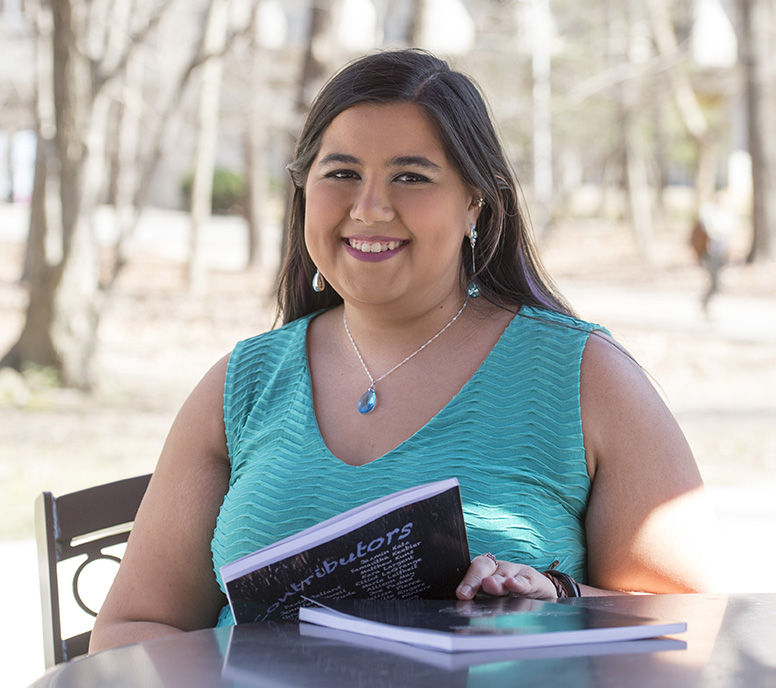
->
xmin=357 ymin=387 xmax=377 ymax=414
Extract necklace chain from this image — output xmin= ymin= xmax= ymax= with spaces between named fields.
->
xmin=343 ymin=297 xmax=469 ymax=393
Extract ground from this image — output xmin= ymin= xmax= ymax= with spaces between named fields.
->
xmin=1 ymin=204 xmax=775 ymax=686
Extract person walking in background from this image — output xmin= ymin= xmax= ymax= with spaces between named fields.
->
xmin=690 ymin=191 xmax=736 ymax=314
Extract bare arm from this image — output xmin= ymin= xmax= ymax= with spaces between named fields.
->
xmin=457 ymin=332 xmax=718 ymax=600
xmin=581 ymin=333 xmax=718 ymax=594
xmin=90 ymin=355 xmax=231 ymax=652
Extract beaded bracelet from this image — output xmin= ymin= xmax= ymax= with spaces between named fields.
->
xmin=542 ymin=560 xmax=582 ymax=598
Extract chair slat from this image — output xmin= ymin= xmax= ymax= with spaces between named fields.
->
xmin=35 ymin=474 xmax=152 ymax=669
xmin=54 ymin=475 xmax=151 ymax=542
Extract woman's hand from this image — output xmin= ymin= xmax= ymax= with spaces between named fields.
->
xmin=455 ymin=554 xmax=558 ymax=600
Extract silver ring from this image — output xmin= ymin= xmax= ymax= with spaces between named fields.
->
xmin=483 ymin=552 xmax=498 ymax=568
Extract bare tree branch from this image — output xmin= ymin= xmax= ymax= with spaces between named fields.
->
xmin=645 ymin=0 xmax=708 ymax=141
xmin=92 ymin=0 xmax=178 ymax=93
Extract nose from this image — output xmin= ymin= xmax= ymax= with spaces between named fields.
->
xmin=350 ymin=179 xmax=395 ymax=224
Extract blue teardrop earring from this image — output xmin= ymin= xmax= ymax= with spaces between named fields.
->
xmin=467 ymin=224 xmax=480 ymax=298
xmin=312 ymin=269 xmax=325 ymax=293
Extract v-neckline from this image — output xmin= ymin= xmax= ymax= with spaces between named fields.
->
xmin=302 ymin=308 xmax=522 ymax=467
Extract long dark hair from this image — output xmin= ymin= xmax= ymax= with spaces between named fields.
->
xmin=277 ymin=49 xmax=574 ymax=324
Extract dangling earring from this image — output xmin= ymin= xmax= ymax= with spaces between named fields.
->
xmin=312 ymin=269 xmax=326 ymax=293
xmin=467 ymin=224 xmax=480 ymax=298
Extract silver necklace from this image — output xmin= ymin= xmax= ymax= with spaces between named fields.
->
xmin=343 ymin=297 xmax=469 ymax=414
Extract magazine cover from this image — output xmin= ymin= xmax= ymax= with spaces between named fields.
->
xmin=298 ymin=597 xmax=687 ymax=652
xmin=222 ymin=478 xmax=470 ymax=623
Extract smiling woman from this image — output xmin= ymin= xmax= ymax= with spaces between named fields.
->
xmin=281 ymin=50 xmax=570 ymax=323
xmin=89 ymin=50 xmax=718 ymax=653
xmin=303 ymin=102 xmax=479 ymax=312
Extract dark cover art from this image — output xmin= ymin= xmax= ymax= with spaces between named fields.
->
xmin=225 ymin=485 xmax=469 ymax=623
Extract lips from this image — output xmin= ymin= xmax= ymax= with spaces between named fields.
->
xmin=347 ymin=238 xmax=407 ymax=253
xmin=343 ymin=236 xmax=408 ymax=262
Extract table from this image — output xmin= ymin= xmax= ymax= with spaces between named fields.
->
xmin=29 ymin=593 xmax=776 ymax=687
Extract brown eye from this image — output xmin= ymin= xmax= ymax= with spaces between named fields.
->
xmin=325 ymin=169 xmax=359 ymax=180
xmin=394 ymin=172 xmax=430 ymax=183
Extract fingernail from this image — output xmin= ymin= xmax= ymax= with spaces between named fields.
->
xmin=458 ymin=585 xmax=473 ymax=599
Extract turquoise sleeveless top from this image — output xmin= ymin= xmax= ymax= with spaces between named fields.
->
xmin=212 ymin=307 xmax=603 ymax=626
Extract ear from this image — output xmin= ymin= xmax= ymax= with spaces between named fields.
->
xmin=466 ymin=195 xmax=485 ymax=233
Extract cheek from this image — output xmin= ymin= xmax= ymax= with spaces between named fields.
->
xmin=303 ymin=190 xmax=326 ymax=248
xmin=305 ymin=184 xmax=350 ymax=226
xmin=402 ymin=191 xmax=467 ymax=233
xmin=304 ymin=190 xmax=344 ymax=261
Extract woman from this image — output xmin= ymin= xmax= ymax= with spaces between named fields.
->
xmin=90 ymin=50 xmax=716 ymax=651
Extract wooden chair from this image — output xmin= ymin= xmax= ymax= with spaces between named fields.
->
xmin=35 ymin=473 xmax=152 ymax=668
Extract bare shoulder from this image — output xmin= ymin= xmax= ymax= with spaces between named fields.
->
xmin=142 ymin=350 xmax=233 ymax=525
xmin=580 ymin=331 xmax=688 ymax=480
xmin=190 ymin=352 xmax=230 ymax=405
xmin=580 ymin=330 xmax=651 ymax=396
xmin=182 ymin=353 xmax=230 ymax=427
xmin=160 ymin=352 xmax=231 ymax=468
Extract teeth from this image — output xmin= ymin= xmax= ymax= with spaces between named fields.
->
xmin=349 ymin=239 xmax=402 ymax=253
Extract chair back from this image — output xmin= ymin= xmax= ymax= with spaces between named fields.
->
xmin=35 ymin=473 xmax=151 ymax=668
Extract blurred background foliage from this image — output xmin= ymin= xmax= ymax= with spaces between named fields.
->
xmin=180 ymin=168 xmax=247 ymax=214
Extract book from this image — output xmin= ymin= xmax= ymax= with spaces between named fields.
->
xmin=221 ymin=478 xmax=470 ymax=624
xmin=298 ymin=621 xmax=687 ymax=670
xmin=298 ymin=597 xmax=687 ymax=653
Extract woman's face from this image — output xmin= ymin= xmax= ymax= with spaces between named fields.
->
xmin=304 ymin=102 xmax=481 ymax=312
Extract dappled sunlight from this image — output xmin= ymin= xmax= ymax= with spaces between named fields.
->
xmin=628 ymin=485 xmax=722 ymax=593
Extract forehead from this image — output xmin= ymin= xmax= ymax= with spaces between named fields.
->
xmin=317 ymin=103 xmax=446 ymax=159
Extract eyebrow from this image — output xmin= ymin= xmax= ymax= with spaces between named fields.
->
xmin=390 ymin=155 xmax=441 ymax=171
xmin=317 ymin=153 xmax=360 ymax=166
xmin=317 ymin=153 xmax=442 ymax=171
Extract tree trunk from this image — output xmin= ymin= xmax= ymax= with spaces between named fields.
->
xmin=3 ymin=0 xmax=104 ymax=388
xmin=49 ymin=0 xmax=108 ymax=387
xmin=740 ymin=0 xmax=776 ymax=261
xmin=651 ymin=70 xmax=668 ymax=225
xmin=531 ymin=0 xmax=553 ymax=237
xmin=243 ymin=124 xmax=265 ymax=271
xmin=608 ymin=0 xmax=654 ymax=255
xmin=112 ymin=21 xmax=217 ymax=285
xmin=408 ymin=0 xmax=425 ymax=45
xmin=243 ymin=25 xmax=266 ymax=272
xmin=21 ymin=0 xmax=56 ymax=285
xmin=279 ymin=0 xmax=333 ymax=271
xmin=646 ymin=0 xmax=715 ymax=212
xmin=294 ymin=0 xmax=332 ymax=114
xmin=6 ymin=134 xmax=60 ymax=369
xmin=107 ymin=49 xmax=143 ymax=284
xmin=624 ymin=133 xmax=655 ymax=256
xmin=187 ymin=0 xmax=231 ymax=290
xmin=4 ymin=129 xmax=14 ymax=203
